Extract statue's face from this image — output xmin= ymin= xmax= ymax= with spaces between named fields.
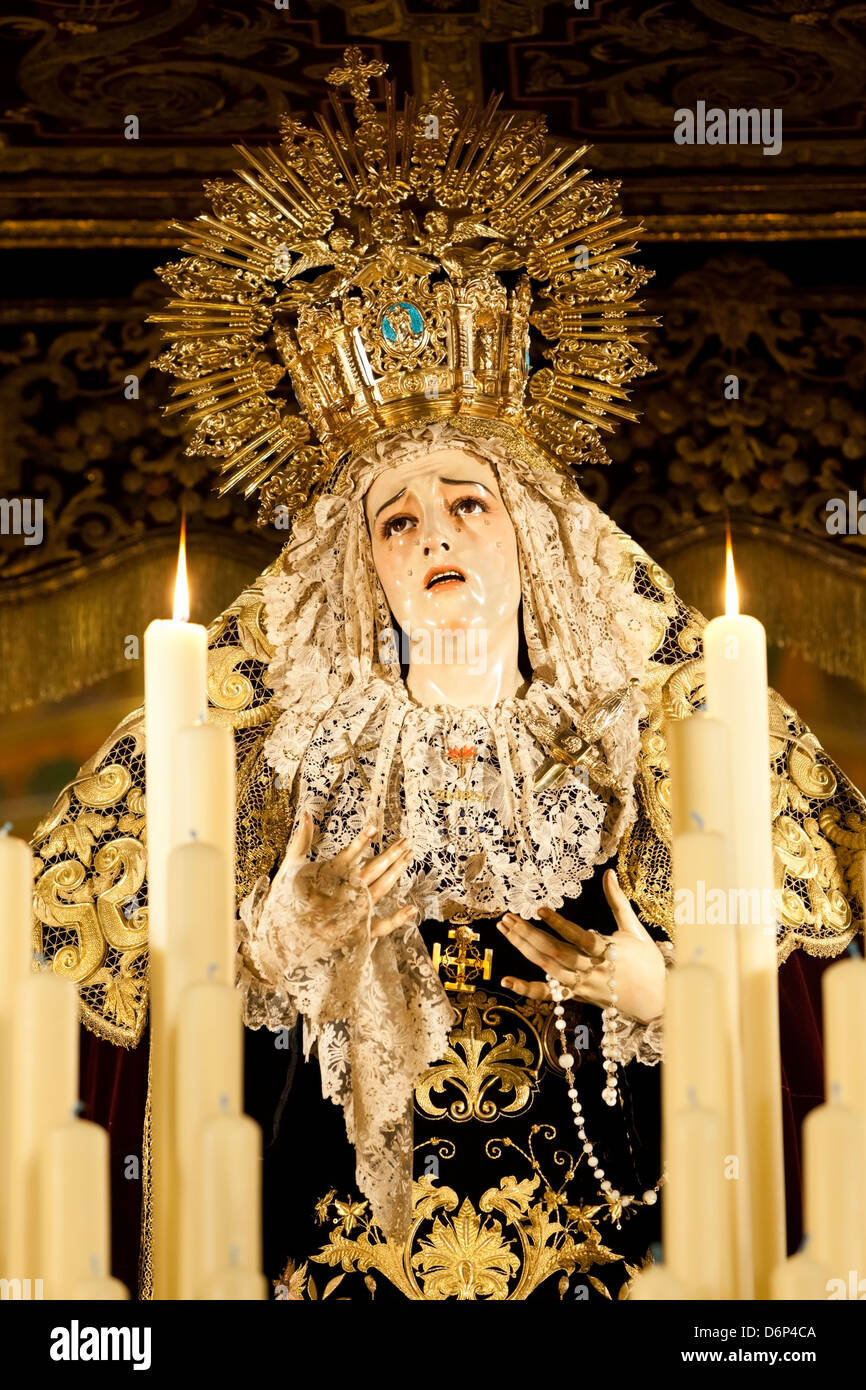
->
xmin=365 ymin=448 xmax=521 ymax=648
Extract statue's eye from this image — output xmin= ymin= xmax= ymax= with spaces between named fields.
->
xmin=381 ymin=513 xmax=415 ymax=538
xmin=451 ymin=495 xmax=488 ymax=517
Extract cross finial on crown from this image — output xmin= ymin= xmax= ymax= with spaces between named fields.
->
xmin=326 ymin=46 xmax=387 ymax=117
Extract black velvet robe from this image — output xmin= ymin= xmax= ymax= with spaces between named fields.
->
xmin=80 ymin=857 xmax=829 ymax=1301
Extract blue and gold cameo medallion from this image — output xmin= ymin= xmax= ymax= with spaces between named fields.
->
xmin=380 ymin=300 xmax=425 ymax=353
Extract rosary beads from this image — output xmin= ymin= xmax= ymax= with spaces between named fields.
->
xmin=546 ymin=961 xmax=664 ymax=1225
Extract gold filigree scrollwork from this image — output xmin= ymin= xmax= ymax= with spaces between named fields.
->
xmin=414 ymin=991 xmax=541 ymax=1122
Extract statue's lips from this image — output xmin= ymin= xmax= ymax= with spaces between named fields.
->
xmin=424 ymin=566 xmax=466 ymax=592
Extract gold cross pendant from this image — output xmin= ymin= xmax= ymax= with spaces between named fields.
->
xmin=432 ymin=923 xmax=493 ymax=994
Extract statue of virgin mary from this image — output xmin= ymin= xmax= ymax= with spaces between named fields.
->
xmin=32 ymin=47 xmax=865 ymax=1302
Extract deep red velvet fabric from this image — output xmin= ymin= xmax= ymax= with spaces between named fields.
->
xmin=80 ymin=952 xmax=833 ymax=1299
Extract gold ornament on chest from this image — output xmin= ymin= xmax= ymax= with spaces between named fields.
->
xmin=432 ymin=921 xmax=493 ymax=993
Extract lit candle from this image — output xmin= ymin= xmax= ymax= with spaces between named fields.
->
xmin=702 ymin=532 xmax=786 ymax=1297
xmin=196 ymin=1111 xmax=263 ymax=1298
xmin=144 ymin=516 xmax=208 ymax=1300
xmin=40 ymin=1118 xmax=113 ymax=1299
xmin=0 ymin=834 xmax=34 ymax=1273
xmin=7 ymin=973 xmax=78 ymax=1278
xmin=176 ymin=980 xmax=244 ymax=1299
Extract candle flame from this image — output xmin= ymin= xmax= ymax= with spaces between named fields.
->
xmin=724 ymin=525 xmax=739 ymax=617
xmin=173 ymin=514 xmax=190 ymax=622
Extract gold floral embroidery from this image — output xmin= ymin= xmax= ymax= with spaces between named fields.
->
xmin=414 ymin=990 xmax=543 ymax=1122
xmin=304 ymin=1127 xmax=648 ymax=1301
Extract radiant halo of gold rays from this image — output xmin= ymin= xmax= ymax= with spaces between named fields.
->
xmin=148 ymin=46 xmax=658 ymax=525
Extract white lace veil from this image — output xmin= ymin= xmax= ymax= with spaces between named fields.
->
xmin=240 ymin=421 xmax=659 ymax=1241
xmin=262 ymin=421 xmax=652 ymax=812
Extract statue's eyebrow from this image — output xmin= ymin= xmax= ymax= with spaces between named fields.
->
xmin=374 ymin=487 xmax=406 ymax=521
xmin=439 ymin=477 xmax=490 ymax=493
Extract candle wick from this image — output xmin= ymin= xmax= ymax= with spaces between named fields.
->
xmin=219 ymin=1092 xmax=229 ymax=1113
xmin=189 ymin=828 xmax=197 ymax=841
xmin=830 ymin=1080 xmax=841 ymax=1103
xmin=89 ymin=1254 xmax=100 ymax=1277
xmin=0 ymin=821 xmax=12 ymax=836
xmin=207 ymin=962 xmax=218 ymax=982
xmin=686 ymin=1085 xmax=698 ymax=1107
xmin=689 ymin=811 xmax=704 ymax=832
xmin=690 ymin=946 xmax=704 ymax=963
xmin=229 ymin=1244 xmax=240 ymax=1267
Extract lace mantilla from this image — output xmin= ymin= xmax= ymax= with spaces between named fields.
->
xmin=239 ymin=423 xmax=665 ymax=1238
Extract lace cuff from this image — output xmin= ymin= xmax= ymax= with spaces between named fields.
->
xmin=235 ymin=849 xmax=455 ymax=1242
xmin=236 ymin=876 xmax=300 ymax=1033
xmin=604 ymin=938 xmax=674 ymax=1067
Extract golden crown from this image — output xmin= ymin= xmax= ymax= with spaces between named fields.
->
xmin=148 ymin=46 xmax=656 ymax=525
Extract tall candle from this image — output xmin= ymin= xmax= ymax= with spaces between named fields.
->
xmin=667 ymin=1099 xmax=727 ymax=1299
xmin=803 ymin=1095 xmax=865 ymax=1290
xmin=196 ymin=1113 xmax=263 ymax=1297
xmin=173 ymin=723 xmax=235 ymax=983
xmin=662 ymin=964 xmax=731 ymax=1297
xmin=702 ymin=536 xmax=786 ymax=1297
xmin=668 ymin=713 xmax=752 ymax=1297
xmin=822 ymin=956 xmax=866 ymax=1285
xmin=176 ymin=981 xmax=243 ymax=1299
xmin=627 ymin=1264 xmax=691 ymax=1300
xmin=41 ymin=1119 xmax=112 ymax=1299
xmin=770 ymin=1248 xmax=831 ymax=1301
xmin=0 ymin=835 xmax=34 ymax=1273
xmin=144 ymin=520 xmax=208 ymax=1300
xmin=7 ymin=973 xmax=78 ymax=1278
xmin=823 ymin=956 xmax=866 ymax=1110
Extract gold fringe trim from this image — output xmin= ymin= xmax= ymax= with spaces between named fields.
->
xmin=0 ymin=534 xmax=275 ymax=714
xmin=138 ymin=1030 xmax=153 ymax=1302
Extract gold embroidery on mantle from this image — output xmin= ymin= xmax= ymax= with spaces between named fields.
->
xmin=304 ymin=1126 xmax=648 ymax=1301
xmin=415 ymin=990 xmax=540 ymax=1121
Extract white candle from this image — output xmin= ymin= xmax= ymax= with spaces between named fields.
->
xmin=702 ymin=537 xmax=786 ymax=1298
xmin=0 ymin=835 xmax=34 ymax=1273
xmin=66 ymin=1278 xmax=129 ymax=1300
xmin=667 ymin=712 xmax=753 ymax=1297
xmin=196 ymin=1113 xmax=263 ymax=1297
xmin=627 ymin=1264 xmax=692 ymax=1300
xmin=770 ymin=1248 xmax=831 ymax=1301
xmin=822 ymin=957 xmax=866 ymax=1285
xmin=662 ymin=963 xmax=730 ymax=1298
xmin=199 ymin=1267 xmax=268 ymax=1300
xmin=144 ymin=520 xmax=208 ymax=1301
xmin=803 ymin=1094 xmax=865 ymax=1289
xmin=176 ymin=981 xmax=244 ymax=1299
xmin=7 ymin=973 xmax=78 ymax=1277
xmin=40 ymin=1119 xmax=111 ymax=1299
xmin=172 ymin=719 xmax=236 ymax=985
xmin=667 ymin=1099 xmax=727 ymax=1299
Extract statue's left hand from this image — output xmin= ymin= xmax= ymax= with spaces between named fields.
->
xmin=497 ymin=869 xmax=666 ymax=1025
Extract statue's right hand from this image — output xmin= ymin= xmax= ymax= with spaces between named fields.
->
xmin=287 ymin=813 xmax=417 ymax=941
